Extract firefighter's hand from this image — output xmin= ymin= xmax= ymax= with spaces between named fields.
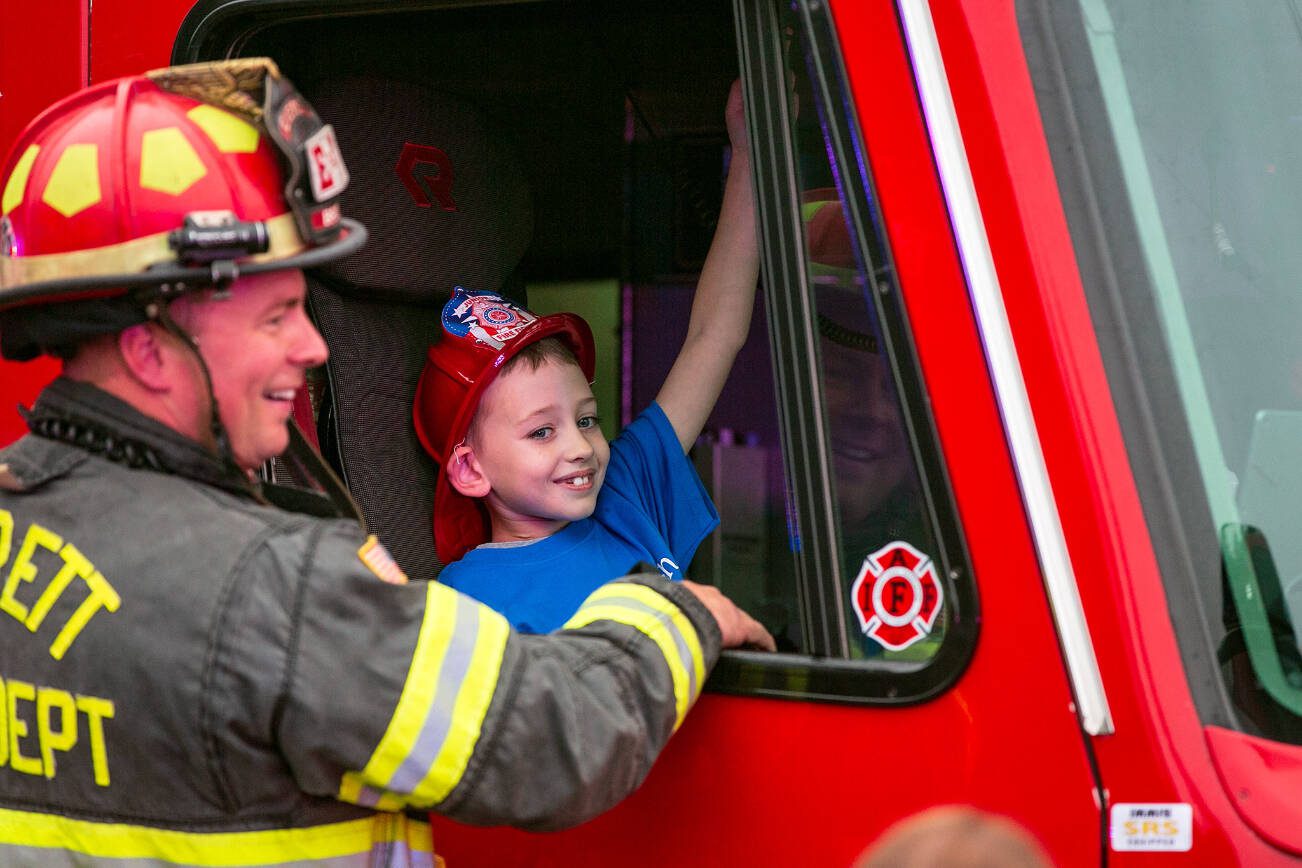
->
xmin=682 ymin=580 xmax=777 ymax=652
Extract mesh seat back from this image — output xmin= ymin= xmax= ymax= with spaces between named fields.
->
xmin=302 ymin=75 xmax=533 ymax=579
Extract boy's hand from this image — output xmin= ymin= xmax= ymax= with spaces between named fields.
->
xmin=682 ymin=580 xmax=777 ymax=651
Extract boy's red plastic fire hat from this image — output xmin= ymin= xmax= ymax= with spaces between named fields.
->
xmin=414 ymin=286 xmax=595 ymax=563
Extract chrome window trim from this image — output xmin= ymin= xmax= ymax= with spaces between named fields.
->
xmin=896 ymin=0 xmax=1114 ymax=735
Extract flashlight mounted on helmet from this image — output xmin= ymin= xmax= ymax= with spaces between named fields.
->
xmin=169 ymin=211 xmax=271 ymax=265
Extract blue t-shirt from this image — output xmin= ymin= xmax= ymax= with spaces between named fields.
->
xmin=438 ymin=402 xmax=719 ymax=633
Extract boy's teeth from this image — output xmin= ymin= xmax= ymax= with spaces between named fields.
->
xmin=267 ymin=389 xmax=296 ymax=401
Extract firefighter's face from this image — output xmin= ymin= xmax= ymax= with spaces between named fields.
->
xmin=180 ymin=269 xmax=328 ymax=470
xmin=466 ymin=357 xmax=609 ymax=540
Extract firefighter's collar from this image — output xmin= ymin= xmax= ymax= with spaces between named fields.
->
xmin=26 ymin=377 xmax=261 ymax=499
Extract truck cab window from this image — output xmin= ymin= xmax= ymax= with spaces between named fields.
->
xmin=786 ymin=17 xmax=947 ymax=664
xmin=212 ymin=0 xmax=976 ymax=698
xmin=1021 ymin=0 xmax=1302 ymax=741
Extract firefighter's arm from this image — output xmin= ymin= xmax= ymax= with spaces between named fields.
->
xmin=434 ymin=574 xmax=728 ymax=829
xmin=655 ymin=79 xmax=760 ymax=452
xmin=276 ymin=524 xmax=760 ymax=829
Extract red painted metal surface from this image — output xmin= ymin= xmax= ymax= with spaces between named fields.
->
xmin=0 ymin=0 xmax=192 ymax=449
xmin=1206 ymin=725 xmax=1302 ymax=857
xmin=88 ymin=0 xmax=197 ymax=83
xmin=0 ymin=3 xmax=89 ymax=447
xmin=0 ymin=4 xmax=87 ymax=149
xmin=433 ymin=1 xmax=1100 ymax=864
xmin=930 ymin=0 xmax=1295 ymax=862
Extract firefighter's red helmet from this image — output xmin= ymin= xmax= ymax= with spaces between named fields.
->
xmin=0 ymin=57 xmax=366 ymax=360
xmin=413 ymin=287 xmax=595 ymax=564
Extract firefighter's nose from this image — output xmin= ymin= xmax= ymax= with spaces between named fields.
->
xmin=292 ymin=320 xmax=329 ymax=368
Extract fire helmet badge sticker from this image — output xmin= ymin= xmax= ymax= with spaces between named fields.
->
xmin=850 ymin=540 xmax=944 ymax=651
xmin=442 ymin=286 xmax=536 ymax=351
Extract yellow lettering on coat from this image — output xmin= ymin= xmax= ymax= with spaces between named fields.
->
xmin=26 ymin=541 xmax=94 ymax=632
xmin=49 ymin=570 xmax=119 ymax=660
xmin=1 ymin=523 xmax=62 ymax=622
xmin=37 ymin=687 xmax=77 ymax=778
xmin=6 ymin=678 xmax=41 ymax=776
xmin=76 ymin=695 xmax=114 ymax=787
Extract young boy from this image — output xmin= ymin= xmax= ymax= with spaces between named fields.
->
xmin=414 ymin=82 xmax=758 ymax=632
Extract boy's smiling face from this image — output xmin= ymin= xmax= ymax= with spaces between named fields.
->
xmin=464 ymin=356 xmax=610 ymax=542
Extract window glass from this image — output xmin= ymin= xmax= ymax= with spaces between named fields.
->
xmin=243 ymin=0 xmax=969 ymax=687
xmin=787 ymin=16 xmax=949 ymax=663
xmin=1024 ymin=0 xmax=1302 ymax=739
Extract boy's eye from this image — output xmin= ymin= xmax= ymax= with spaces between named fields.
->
xmin=577 ymin=415 xmax=600 ymax=430
xmin=529 ymin=427 xmax=553 ymax=440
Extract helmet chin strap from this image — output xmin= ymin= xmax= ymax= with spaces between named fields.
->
xmin=279 ymin=419 xmax=366 ymax=528
xmin=145 ymin=292 xmax=365 ymax=525
xmin=146 ymin=298 xmax=261 ymax=498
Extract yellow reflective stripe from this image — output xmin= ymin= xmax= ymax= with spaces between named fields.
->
xmin=409 ymin=605 xmax=508 ymax=805
xmin=0 ymin=212 xmax=304 ymax=289
xmin=0 ymin=806 xmax=431 ymax=865
xmin=342 ymin=581 xmax=456 ymax=802
xmin=579 ymin=583 xmax=706 ymax=690
xmin=342 ymin=583 xmax=508 ymax=809
xmin=338 ymin=773 xmax=405 ymax=813
xmin=563 ymin=582 xmax=705 ymax=730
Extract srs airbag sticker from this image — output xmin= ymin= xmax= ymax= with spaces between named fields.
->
xmin=850 ymin=541 xmax=942 ymax=651
xmin=1110 ymin=803 xmax=1192 ymax=852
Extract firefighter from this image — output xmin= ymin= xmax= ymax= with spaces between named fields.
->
xmin=0 ymin=58 xmax=770 ymax=866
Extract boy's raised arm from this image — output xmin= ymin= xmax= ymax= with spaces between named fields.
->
xmin=655 ymin=80 xmax=761 ymax=453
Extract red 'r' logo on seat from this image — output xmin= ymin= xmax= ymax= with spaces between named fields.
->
xmin=396 ymin=143 xmax=456 ymax=211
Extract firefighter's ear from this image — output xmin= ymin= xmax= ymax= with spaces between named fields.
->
xmin=446 ymin=442 xmax=491 ymax=498
xmin=116 ymin=322 xmax=171 ymax=393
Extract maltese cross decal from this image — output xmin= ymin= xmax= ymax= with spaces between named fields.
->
xmin=850 ymin=540 xmax=944 ymax=651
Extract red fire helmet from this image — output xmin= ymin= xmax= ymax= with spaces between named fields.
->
xmin=413 ymin=287 xmax=595 ymax=563
xmin=0 ymin=57 xmax=366 ymax=360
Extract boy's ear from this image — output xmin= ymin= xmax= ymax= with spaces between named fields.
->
xmin=446 ymin=443 xmax=491 ymax=498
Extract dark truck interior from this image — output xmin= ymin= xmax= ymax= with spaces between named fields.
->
xmin=189 ymin=0 xmax=799 ymax=640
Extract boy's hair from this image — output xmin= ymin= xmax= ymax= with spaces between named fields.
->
xmin=466 ymin=336 xmax=582 ymax=444
xmin=501 ymin=335 xmax=581 ymax=375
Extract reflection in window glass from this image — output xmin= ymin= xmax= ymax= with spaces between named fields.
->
xmin=787 ymin=23 xmax=948 ymax=663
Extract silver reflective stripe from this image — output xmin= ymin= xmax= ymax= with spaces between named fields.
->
xmin=372 ymin=840 xmax=438 ymax=868
xmin=356 ymin=784 xmax=386 ymax=809
xmin=589 ymin=593 xmax=699 ymax=698
xmin=896 ymin=0 xmax=1114 ymax=735
xmin=384 ymin=592 xmax=481 ymax=794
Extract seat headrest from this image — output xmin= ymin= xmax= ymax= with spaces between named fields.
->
xmin=292 ymin=75 xmax=536 ymax=580
xmin=305 ymin=75 xmax=533 ymax=304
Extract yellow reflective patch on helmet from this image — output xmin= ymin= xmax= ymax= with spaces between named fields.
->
xmin=2 ymin=145 xmax=40 ymax=216
xmin=186 ymin=104 xmax=259 ymax=154
xmin=42 ymin=144 xmax=101 ymax=218
xmin=139 ymin=128 xmax=207 ymax=196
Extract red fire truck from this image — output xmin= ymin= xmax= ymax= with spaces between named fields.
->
xmin=5 ymin=0 xmax=1302 ymax=864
